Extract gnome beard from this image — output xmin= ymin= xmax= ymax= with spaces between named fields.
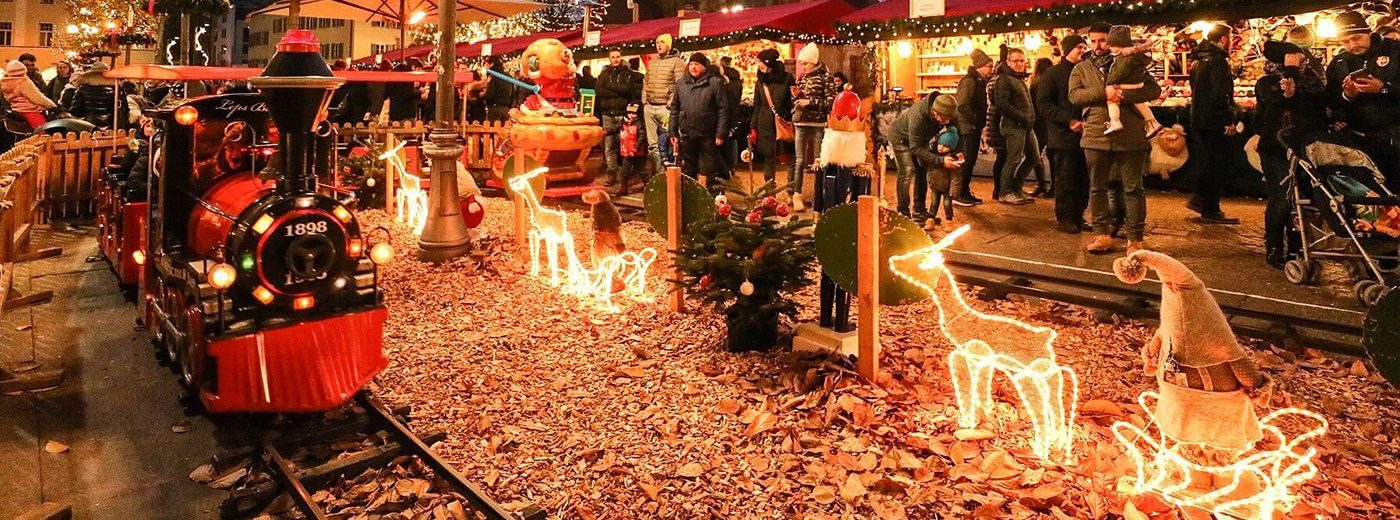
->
xmin=818 ymin=127 xmax=868 ymax=168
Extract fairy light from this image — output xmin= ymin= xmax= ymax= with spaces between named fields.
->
xmin=888 ymin=225 xmax=1078 ymax=463
xmin=166 ymin=38 xmax=178 ymax=64
xmin=379 ymin=142 xmax=427 ymax=236
xmin=195 ymin=26 xmax=209 ymax=66
xmin=507 ymin=167 xmax=656 ymax=312
xmin=1113 ymin=392 xmax=1328 ymax=519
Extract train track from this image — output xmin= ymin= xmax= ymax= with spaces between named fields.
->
xmin=220 ymin=393 xmax=543 ymax=520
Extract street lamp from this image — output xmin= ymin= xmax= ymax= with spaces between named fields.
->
xmin=416 ymin=0 xmax=471 ymax=262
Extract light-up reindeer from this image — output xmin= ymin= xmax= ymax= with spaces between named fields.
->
xmin=507 ymin=167 xmax=657 ymax=310
xmin=888 ymin=225 xmax=1078 ymax=463
xmin=380 ymin=142 xmax=427 ymax=235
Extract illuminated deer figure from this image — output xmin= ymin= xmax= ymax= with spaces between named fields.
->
xmin=506 ymin=167 xmax=658 ymax=310
xmin=380 ymin=142 xmax=427 ymax=235
xmin=888 ymin=225 xmax=1078 ymax=463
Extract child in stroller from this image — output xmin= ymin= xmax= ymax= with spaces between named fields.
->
xmin=1286 ymin=131 xmax=1400 ymax=306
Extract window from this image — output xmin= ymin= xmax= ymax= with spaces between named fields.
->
xmin=371 ymin=43 xmax=394 ymax=56
xmin=38 ymin=23 xmax=53 ymax=47
xmin=0 ymin=23 xmax=11 ymax=46
xmin=320 ymin=42 xmax=344 ymax=60
xmin=241 ymin=25 xmax=250 ymax=55
xmin=250 ymin=31 xmax=269 ymax=46
xmin=371 ymin=20 xmax=400 ymax=30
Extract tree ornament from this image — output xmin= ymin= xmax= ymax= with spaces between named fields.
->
xmin=761 ymin=196 xmax=778 ymax=210
xmin=740 ymin=280 xmax=755 ymax=296
xmin=366 ymin=177 xmax=376 ymax=188
xmin=700 ymin=274 xmax=713 ymax=289
xmin=753 ymin=244 xmax=769 ymax=262
xmin=775 ymin=203 xmax=791 ymax=217
xmin=746 ymin=210 xmax=763 ymax=224
xmin=718 ymin=203 xmax=732 ymax=217
xmin=714 ymin=194 xmax=728 ymax=206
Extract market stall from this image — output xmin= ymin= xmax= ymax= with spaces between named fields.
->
xmin=838 ymin=0 xmax=1362 ymax=195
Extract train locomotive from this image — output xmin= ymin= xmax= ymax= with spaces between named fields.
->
xmin=141 ymin=31 xmax=391 ymax=413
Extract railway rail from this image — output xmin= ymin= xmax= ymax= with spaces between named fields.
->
xmin=221 ymin=393 xmax=543 ymax=520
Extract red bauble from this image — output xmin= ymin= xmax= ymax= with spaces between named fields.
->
xmin=775 ymin=203 xmax=790 ymax=217
xmin=746 ymin=210 xmax=763 ymax=224
xmin=718 ymin=203 xmax=731 ymax=217
xmin=699 ymin=274 xmax=713 ymax=288
xmin=761 ymin=196 xmax=778 ymax=210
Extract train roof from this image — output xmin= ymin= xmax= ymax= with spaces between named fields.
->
xmin=105 ymin=65 xmax=477 ymax=83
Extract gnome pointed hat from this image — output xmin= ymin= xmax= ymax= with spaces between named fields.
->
xmin=1114 ymin=250 xmax=1247 ymax=367
xmin=826 ymin=84 xmax=865 ymax=132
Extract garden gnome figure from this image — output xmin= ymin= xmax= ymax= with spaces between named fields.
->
xmin=813 ymin=85 xmax=872 ymax=332
xmin=1114 ymin=250 xmax=1271 ymax=450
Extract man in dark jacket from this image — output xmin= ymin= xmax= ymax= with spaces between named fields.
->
xmin=1257 ymin=40 xmax=1326 ymax=268
xmin=1328 ymin=11 xmax=1400 ymax=190
xmin=955 ymin=49 xmax=994 ymax=206
xmin=719 ymin=56 xmax=744 ymax=167
xmin=1070 ymin=24 xmax=1163 ymax=254
xmin=993 ymin=48 xmax=1037 ymax=204
xmin=1188 ymin=24 xmax=1241 ymax=224
xmin=1036 ymin=35 xmax=1091 ymax=233
xmin=889 ymin=94 xmax=959 ymax=220
xmin=596 ymin=49 xmax=643 ymax=186
xmin=484 ymin=57 xmax=521 ymax=123
xmin=668 ymin=52 xmax=729 ymax=188
xmin=69 ymin=62 xmax=127 ymax=129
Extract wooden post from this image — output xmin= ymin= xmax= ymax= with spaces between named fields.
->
xmin=666 ymin=166 xmax=684 ymax=313
xmin=384 ymin=132 xmax=397 ymax=219
xmin=856 ymin=195 xmax=880 ymax=381
xmin=512 ymin=146 xmax=528 ymax=249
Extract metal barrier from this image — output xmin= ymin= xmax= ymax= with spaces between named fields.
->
xmin=0 ymin=135 xmax=43 ymax=263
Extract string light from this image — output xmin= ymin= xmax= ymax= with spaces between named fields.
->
xmin=889 ymin=226 xmax=1078 ymax=463
xmin=379 ymin=142 xmax=427 ymax=236
xmin=1316 ymin=16 xmax=1338 ymax=39
xmin=508 ymin=167 xmax=656 ymax=312
xmin=1113 ymin=392 xmax=1328 ymax=519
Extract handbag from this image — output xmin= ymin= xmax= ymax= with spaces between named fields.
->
xmin=762 ymin=83 xmax=796 ymax=142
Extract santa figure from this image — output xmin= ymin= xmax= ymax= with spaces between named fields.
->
xmin=814 ymin=85 xmax=872 ymax=332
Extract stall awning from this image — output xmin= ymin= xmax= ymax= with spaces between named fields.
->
xmin=105 ymin=64 xmax=479 ymax=83
xmin=575 ymin=0 xmax=856 ymax=57
xmin=354 ymin=29 xmax=581 ymax=63
xmin=837 ymin=0 xmax=1352 ymax=40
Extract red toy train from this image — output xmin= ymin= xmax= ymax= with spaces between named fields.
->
xmin=113 ymin=32 xmax=392 ymax=413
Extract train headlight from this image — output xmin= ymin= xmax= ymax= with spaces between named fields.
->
xmin=132 ymin=249 xmax=146 ymax=265
xmin=370 ymin=242 xmax=394 ymax=265
xmin=207 ymin=262 xmax=236 ymax=290
xmin=174 ymin=106 xmax=199 ymax=126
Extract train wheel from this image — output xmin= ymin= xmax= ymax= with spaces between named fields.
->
xmin=162 ymin=287 xmax=187 ymax=367
xmin=179 ymin=298 xmax=206 ymax=387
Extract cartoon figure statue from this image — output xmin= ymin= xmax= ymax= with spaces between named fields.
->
xmin=812 ymin=85 xmax=872 ymax=332
xmin=503 ymin=38 xmax=604 ymax=186
xmin=518 ymin=38 xmax=579 ymax=112
xmin=1111 ymin=249 xmax=1327 ymax=520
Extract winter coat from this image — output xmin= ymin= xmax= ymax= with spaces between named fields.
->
xmin=751 ymin=68 xmax=793 ymax=141
xmin=792 ymin=63 xmax=834 ymax=126
xmin=620 ymin=116 xmax=646 ymax=157
xmin=955 ymin=68 xmax=988 ymax=131
xmin=384 ymin=80 xmax=419 ymax=121
xmin=992 ymin=63 xmax=1035 ymax=131
xmin=888 ymin=95 xmax=948 ymax=169
xmin=336 ymin=82 xmax=370 ymax=124
xmin=1254 ymin=64 xmax=1326 ymax=154
xmin=68 ymin=69 xmax=126 ymax=128
xmin=44 ymin=75 xmax=70 ymax=104
xmin=985 ymin=72 xmax=1003 ymax=149
xmin=2 ymin=60 xmax=56 ymax=114
xmin=1326 ymin=35 xmax=1400 ymax=136
xmin=643 ymin=50 xmax=686 ymax=105
xmin=667 ymin=69 xmax=729 ymax=139
xmin=483 ymin=65 xmax=518 ymax=109
xmin=1068 ymin=52 xmax=1162 ymax=152
xmin=1188 ymin=40 xmax=1236 ymax=131
xmin=1034 ymin=58 xmax=1083 ymax=151
xmin=595 ymin=64 xmax=641 ymax=117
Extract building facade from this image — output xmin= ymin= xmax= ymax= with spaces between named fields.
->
xmin=245 ymin=14 xmax=408 ymax=67
xmin=0 ymin=0 xmax=158 ymax=66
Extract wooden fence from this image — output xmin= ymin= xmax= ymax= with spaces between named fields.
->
xmin=334 ymin=120 xmax=510 ymax=171
xmin=34 ymin=130 xmax=134 ymax=221
xmin=0 ymin=135 xmax=43 ymax=263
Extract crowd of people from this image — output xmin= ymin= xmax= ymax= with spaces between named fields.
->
xmin=1 ymin=54 xmax=143 ymax=134
xmin=882 ymin=11 xmax=1400 ymax=261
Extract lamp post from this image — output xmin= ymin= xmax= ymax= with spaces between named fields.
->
xmin=416 ymin=0 xmax=471 ymax=261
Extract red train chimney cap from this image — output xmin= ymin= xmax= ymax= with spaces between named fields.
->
xmin=277 ymin=30 xmax=320 ymax=53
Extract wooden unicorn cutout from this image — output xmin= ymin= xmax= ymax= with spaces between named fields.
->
xmin=888 ymin=225 xmax=1078 ymax=463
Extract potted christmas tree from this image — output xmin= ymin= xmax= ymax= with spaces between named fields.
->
xmin=674 ymin=181 xmax=817 ymax=352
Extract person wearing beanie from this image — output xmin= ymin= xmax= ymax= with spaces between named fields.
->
xmin=991 ymin=47 xmax=1038 ymax=205
xmin=751 ymin=48 xmax=794 ymax=189
xmin=953 ymin=48 xmax=995 ymax=206
xmin=889 ymin=92 xmax=960 ymax=225
xmin=790 ymin=43 xmax=834 ymax=211
xmin=668 ymin=51 xmax=730 ymax=190
xmin=1187 ymin=24 xmax=1240 ymax=225
xmin=812 ymin=86 xmax=872 ymax=333
xmin=596 ymin=48 xmax=645 ymax=192
xmin=1036 ymin=33 xmax=1091 ymax=234
xmin=1070 ymin=21 xmax=1157 ymax=255
xmin=644 ymin=33 xmax=687 ymax=174
xmin=926 ymin=94 xmax=964 ymax=231
xmin=2 ymin=59 xmax=57 ymax=130
xmin=1102 ymin=26 xmax=1163 ymax=138
xmin=1327 ymin=11 xmax=1400 ymax=189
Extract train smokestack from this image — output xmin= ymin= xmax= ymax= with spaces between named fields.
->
xmin=250 ymin=30 xmax=344 ymax=194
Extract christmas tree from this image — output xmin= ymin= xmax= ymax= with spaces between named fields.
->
xmin=56 ymin=0 xmax=163 ymax=56
xmin=673 ymin=181 xmax=816 ymax=351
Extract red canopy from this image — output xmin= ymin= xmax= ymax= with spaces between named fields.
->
xmin=105 ymin=64 xmax=477 ymax=83
xmin=584 ymin=0 xmax=854 ymax=54
xmin=355 ymin=29 xmax=582 ymax=64
xmin=839 ymin=0 xmax=1105 ymax=24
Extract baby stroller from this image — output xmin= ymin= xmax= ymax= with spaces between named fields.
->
xmin=1285 ymin=132 xmax=1400 ymax=306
